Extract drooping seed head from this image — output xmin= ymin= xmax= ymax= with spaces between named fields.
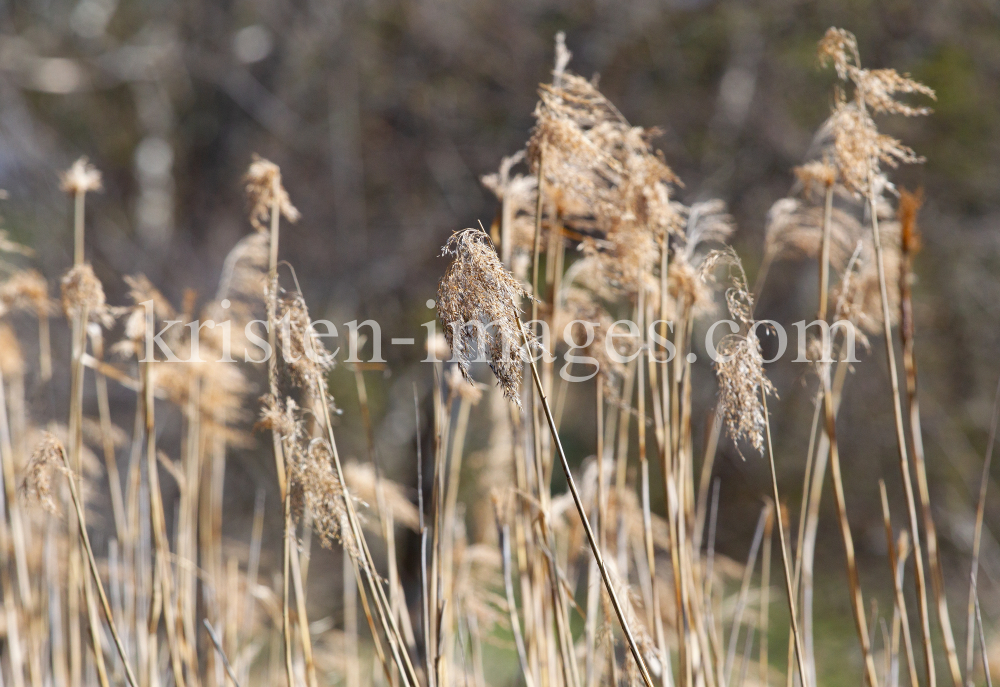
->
xmin=437 ymin=227 xmax=533 ymax=407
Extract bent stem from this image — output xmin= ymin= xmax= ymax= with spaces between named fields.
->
xmin=760 ymin=388 xmax=808 ymax=687
xmin=515 ymin=314 xmax=655 ymax=687
xmin=57 ymin=441 xmax=139 ymax=687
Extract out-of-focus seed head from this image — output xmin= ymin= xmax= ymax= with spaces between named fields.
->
xmin=61 ymin=264 xmax=113 ymax=326
xmin=0 ymin=269 xmax=51 ymax=318
xmin=20 ymin=432 xmax=66 ymax=513
xmin=245 ymin=155 xmax=301 ymax=232
xmin=60 ymin=157 xmax=103 ymax=195
xmin=794 ymin=160 xmax=837 ymax=197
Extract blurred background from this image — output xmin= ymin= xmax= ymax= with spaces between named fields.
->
xmin=2 ymin=0 xmax=999 ymax=682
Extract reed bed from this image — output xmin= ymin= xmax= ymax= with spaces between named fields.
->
xmin=0 ymin=26 xmax=995 ymax=687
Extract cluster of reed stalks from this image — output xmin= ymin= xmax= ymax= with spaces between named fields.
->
xmin=0 ymin=25 xmax=994 ymax=687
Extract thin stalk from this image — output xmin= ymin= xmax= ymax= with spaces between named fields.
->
xmin=868 ymin=183 xmax=935 ymax=687
xmin=344 ymin=546 xmax=361 ymax=687
xmin=263 ymin=183 xmax=295 ymax=687
xmin=891 ymin=535 xmax=912 ymax=687
xmin=0 ymin=483 xmax=25 ymax=687
xmin=82 ymin=567 xmax=111 ymax=687
xmin=973 ymin=582 xmax=992 ymax=687
xmin=725 ymin=507 xmax=767 ymax=687
xmin=879 ymin=481 xmax=919 ymax=687
xmin=415 ymin=385 xmax=434 ymax=687
xmin=204 ymin=620 xmax=242 ymax=687
xmin=637 ymin=289 xmax=661 ymax=662
xmin=818 ymin=184 xmax=833 ymax=322
xmin=57 ymin=440 xmax=139 ymax=687
xmin=289 ymin=523 xmax=318 ymax=687
xmin=142 ymin=359 xmax=187 ymax=687
xmin=499 ymin=519 xmax=535 ymax=687
xmin=760 ymin=504 xmax=773 ymax=687
xmin=0 ymin=365 xmax=33 ymax=631
xmin=531 ymin=147 xmax=544 ymax=327
xmin=516 ymin=314 xmax=656 ymax=687
xmin=760 ymin=389 xmax=807 ymax=687
xmin=315 ymin=378 xmax=420 ymax=687
xmin=92 ymin=330 xmax=128 ymax=547
xmin=966 ymin=373 xmax=1000 ymax=686
xmin=74 ymin=188 xmax=85 ymax=267
xmin=821 ymin=363 xmax=879 ymax=687
xmin=899 ymin=196 xmax=963 ymax=687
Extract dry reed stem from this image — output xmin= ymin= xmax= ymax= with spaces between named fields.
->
xmin=760 ymin=504 xmax=773 ymax=687
xmin=726 ymin=506 xmax=767 ymax=686
xmin=966 ymin=373 xmax=1000 ymax=686
xmin=415 ymin=385 xmax=434 ymax=687
xmin=867 ymin=182 xmax=935 ymax=687
xmin=47 ymin=437 xmax=139 ymax=687
xmin=821 ymin=364 xmax=879 ymax=687
xmin=897 ymin=188 xmax=963 ymax=687
xmin=143 ymin=360 xmax=188 ymax=687
xmin=973 ymin=581 xmax=992 ymax=687
xmin=879 ymin=481 xmax=919 ymax=687
xmin=313 ymin=374 xmax=421 ymax=687
xmin=760 ymin=389 xmax=807 ymax=687
xmin=204 ymin=619 xmax=242 ymax=687
xmin=515 ymin=313 xmax=656 ymax=687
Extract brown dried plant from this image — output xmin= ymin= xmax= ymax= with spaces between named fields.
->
xmin=817 ymin=27 xmax=935 ymax=197
xmin=276 ymin=290 xmax=335 ymax=391
xmin=259 ymin=395 xmax=357 ymax=558
xmin=704 ymin=247 xmax=775 ymax=454
xmin=437 ymin=227 xmax=533 ymax=406
xmin=245 ymin=155 xmax=301 ymax=232
xmin=19 ymin=431 xmax=64 ymax=513
xmin=60 ymin=263 xmax=114 ymax=326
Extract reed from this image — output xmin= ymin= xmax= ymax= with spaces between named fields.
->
xmin=0 ymin=25 xmax=991 ymax=687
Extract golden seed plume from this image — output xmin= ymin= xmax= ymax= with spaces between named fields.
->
xmin=437 ymin=227 xmax=533 ymax=407
xmin=703 ymin=247 xmax=775 ymax=455
xmin=818 ymin=28 xmax=934 ymax=197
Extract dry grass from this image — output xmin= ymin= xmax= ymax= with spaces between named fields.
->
xmin=0 ymin=25 xmax=992 ymax=687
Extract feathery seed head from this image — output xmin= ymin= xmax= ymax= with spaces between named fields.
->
xmin=794 ymin=159 xmax=837 ymax=196
xmin=818 ymin=28 xmax=934 ymax=198
xmin=245 ymin=155 xmax=300 ymax=231
xmin=0 ymin=269 xmax=51 ymax=317
xmin=61 ymin=264 xmax=113 ymax=326
xmin=277 ymin=290 xmax=335 ymax=391
xmin=20 ymin=432 xmax=66 ymax=513
xmin=704 ymin=248 xmax=775 ymax=455
xmin=438 ymin=228 xmax=533 ymax=407
xmin=60 ymin=157 xmax=103 ymax=195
